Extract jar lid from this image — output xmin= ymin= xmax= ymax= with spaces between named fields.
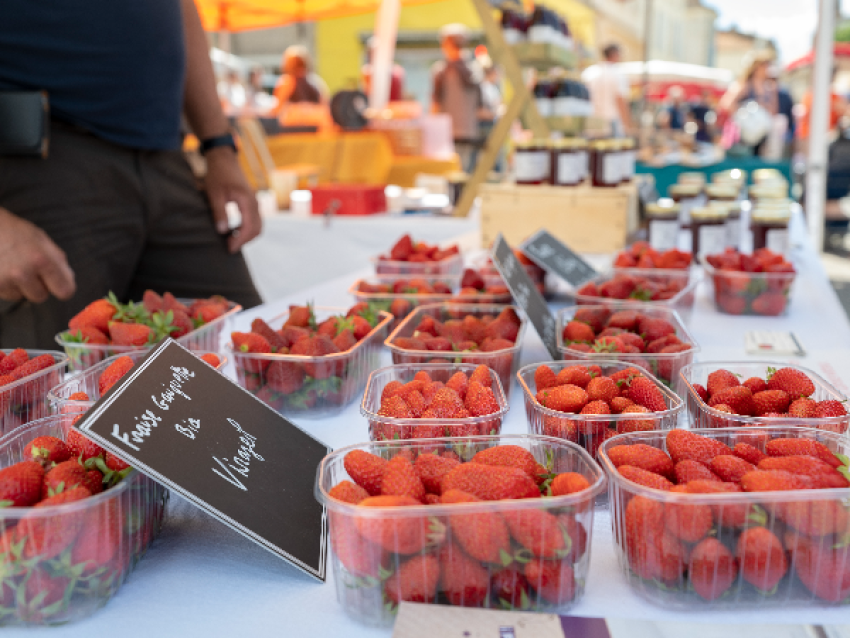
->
xmin=646 ymin=200 xmax=681 ymax=215
xmin=707 ymin=200 xmax=741 ymax=214
xmin=690 ymin=206 xmax=729 ymax=221
xmin=553 ymin=138 xmax=578 ymax=149
xmin=749 ymin=183 xmax=788 ymax=198
xmin=752 ymin=168 xmax=783 ymax=183
xmin=668 ymin=183 xmax=701 ymax=197
xmin=752 ymin=208 xmax=791 ymax=223
xmin=679 ymin=172 xmax=706 ymax=185
xmin=515 ymin=140 xmax=534 ymax=149
xmin=590 ymin=139 xmax=610 ymax=150
xmin=532 ymin=138 xmax=553 ymax=148
xmin=705 ymin=184 xmax=738 ymax=199
xmin=712 ymin=168 xmax=747 ymax=184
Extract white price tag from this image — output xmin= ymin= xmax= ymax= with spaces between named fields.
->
xmin=745 ymin=331 xmax=805 ymax=356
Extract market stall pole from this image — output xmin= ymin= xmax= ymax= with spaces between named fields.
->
xmin=452 ymin=0 xmax=551 ymax=218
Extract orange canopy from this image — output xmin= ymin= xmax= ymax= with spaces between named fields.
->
xmin=198 ymin=0 xmax=443 ymax=32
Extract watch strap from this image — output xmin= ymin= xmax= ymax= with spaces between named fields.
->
xmin=199 ymin=132 xmax=237 ymax=155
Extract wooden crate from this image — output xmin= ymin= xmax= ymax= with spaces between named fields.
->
xmin=479 ymin=183 xmax=638 ymax=254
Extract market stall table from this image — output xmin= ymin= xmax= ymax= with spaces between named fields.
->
xmin=637 ymin=157 xmax=793 ymax=196
xmin=13 ymin=216 xmax=850 ymax=637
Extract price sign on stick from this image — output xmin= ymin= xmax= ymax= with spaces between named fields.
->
xmin=491 ymin=234 xmax=560 ymax=359
xmin=73 ymin=339 xmax=331 ymax=581
xmin=520 ymin=229 xmax=598 ymax=287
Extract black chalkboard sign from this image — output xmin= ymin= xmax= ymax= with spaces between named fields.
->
xmin=491 ymin=234 xmax=560 ymax=359
xmin=520 ymin=229 xmax=598 ymax=287
xmin=74 ymin=339 xmax=330 ymax=581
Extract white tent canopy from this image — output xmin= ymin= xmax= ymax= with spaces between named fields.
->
xmin=614 ymin=60 xmax=733 ymax=87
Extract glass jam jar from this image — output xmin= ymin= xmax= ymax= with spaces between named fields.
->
xmin=551 ymin=139 xmax=581 ymax=186
xmin=515 ymin=139 xmax=551 ymax=185
xmin=574 ymin=138 xmax=589 ymax=183
xmin=712 ymin=168 xmax=747 ymax=191
xmin=714 ymin=201 xmax=742 ymax=250
xmin=620 ymin=139 xmax=636 ymax=183
xmin=690 ymin=206 xmax=729 ymax=257
xmin=705 ymin=183 xmax=738 ymax=204
xmin=679 ymin=172 xmax=706 ymax=188
xmin=749 ymin=183 xmax=789 ymax=204
xmin=668 ymin=183 xmax=702 ymax=227
xmin=646 ymin=199 xmax=681 ymax=251
xmin=591 ymin=140 xmax=618 ymax=187
xmin=751 ymin=207 xmax=791 ymax=253
xmin=752 ymin=168 xmax=783 ymax=184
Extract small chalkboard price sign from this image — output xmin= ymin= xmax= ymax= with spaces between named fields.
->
xmin=490 ymin=234 xmax=560 ymax=359
xmin=520 ymin=229 xmax=598 ymax=287
xmin=73 ymin=339 xmax=331 ymax=581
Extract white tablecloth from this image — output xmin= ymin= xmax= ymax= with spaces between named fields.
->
xmin=14 ymin=213 xmax=850 ymax=637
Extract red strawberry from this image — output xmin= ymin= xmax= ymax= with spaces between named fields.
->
xmin=381 ymin=380 xmax=403 ymax=401
xmin=766 ymin=367 xmax=815 ymax=398
xmin=440 ymin=489 xmax=511 ymax=563
xmin=666 ymin=430 xmax=732 ymax=465
xmin=98 ymin=355 xmax=135 ymax=395
xmin=384 ymin=554 xmax=440 ymax=604
xmin=606 ymin=444 xmax=674 ymax=479
xmin=793 ymin=536 xmax=850 ymax=602
xmin=285 ymin=305 xmax=314 ymax=328
xmin=68 ymin=298 xmax=117 ymax=334
xmin=689 ymin=538 xmax=738 ymax=601
xmin=0 ymin=348 xmax=28 ymax=375
xmin=17 ymin=486 xmax=91 ymax=559
xmin=674 ymin=460 xmax=721 ymax=484
xmin=555 ymin=365 xmax=594 ymax=388
xmin=438 ymin=543 xmax=489 ymax=607
xmin=573 ymin=307 xmax=609 ymax=332
xmin=266 ymin=361 xmax=304 ymax=394
xmin=758 ymin=455 xmax=849 ymax=488
xmin=343 ymin=450 xmax=388 ymax=496
xmin=66 ymin=429 xmax=105 ymax=461
xmin=445 ymin=372 xmax=469 ymax=400
xmin=656 ymin=343 xmax=692 ymax=379
xmin=199 ymin=353 xmax=221 ymax=367
xmin=625 ymin=496 xmax=665 ymax=578
xmin=503 ymin=508 xmax=567 ymax=558
xmin=779 ymin=499 xmax=849 ymax=537
xmin=637 ymin=316 xmax=676 ymax=342
xmin=618 ymin=465 xmax=674 ymax=490
xmin=330 ymin=513 xmax=387 ymax=578
xmin=42 ymin=459 xmax=87 ymax=497
xmin=0 ymin=461 xmax=44 ymax=506
xmin=356 ymin=495 xmax=442 ymax=555
xmin=328 ymin=480 xmax=369 ymax=504
xmin=737 ymin=527 xmax=787 ymax=591
xmin=537 ymin=384 xmax=588 ymax=413
xmin=381 ymin=455 xmax=426 ymax=502
xmin=708 ymin=386 xmax=754 ymax=415
xmin=685 ymin=480 xmax=750 ymax=527
xmin=464 ymin=381 xmax=501 ymax=417
xmin=469 ymin=365 xmax=493 ymax=389
xmin=607 ymin=310 xmax=640 ymax=330
xmin=251 ymin=318 xmax=287 ymax=352
xmin=709 ymin=455 xmax=756 ymax=483
xmin=751 ymin=292 xmax=787 ymax=316
xmin=562 ymin=321 xmax=595 ymax=343
xmin=733 ymin=442 xmax=767 ymax=466
xmin=108 ymin=322 xmax=153 ymax=346
xmin=16 ymin=569 xmax=72 ymax=623
xmin=740 ymin=470 xmax=812 ymax=492
xmin=765 ymin=438 xmax=842 ymax=468
xmin=441 ymin=463 xmax=540 ymax=501
xmin=664 ymin=495 xmax=713 ymax=543
xmin=788 ymin=397 xmax=817 ymax=418
xmin=23 ymin=436 xmax=71 ymax=466
xmin=742 ymin=377 xmax=768 ymax=394
xmin=610 ymin=396 xmax=634 ymax=413
xmin=65 ymin=326 xmax=110 ymax=345
xmin=586 ymin=376 xmax=619 ymax=404
xmin=550 ymin=472 xmax=590 ymax=496
xmin=534 ymin=365 xmax=558 ymax=391
xmin=105 ymin=452 xmax=131 ymax=472
xmin=645 ymin=334 xmax=682 ymax=353
xmin=82 ymin=469 xmax=104 ymax=495
xmin=580 ymin=400 xmax=611 ymax=416
xmin=491 ymin=569 xmax=532 ymax=609
xmin=231 ymin=332 xmax=271 ymax=354
xmin=626 ymin=377 xmax=667 ymax=412
xmin=289 ymin=335 xmax=341 ymax=379
xmin=389 ymin=234 xmax=414 ymax=260
xmin=813 ymin=400 xmax=847 ymax=418
xmin=524 ymin=557 xmax=576 ymax=605
xmin=471 ymin=445 xmax=538 ymax=479
xmin=9 ymin=354 xmax=55 ymax=381
xmin=616 ymin=404 xmax=657 ymax=433
xmin=706 ymin=369 xmax=740 ymax=397
xmin=751 ymin=389 xmax=791 ymax=416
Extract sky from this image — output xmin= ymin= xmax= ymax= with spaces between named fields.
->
xmin=708 ymin=0 xmax=843 ymax=64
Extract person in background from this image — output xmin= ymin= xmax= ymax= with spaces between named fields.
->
xmin=797 ymin=67 xmax=848 ymax=156
xmin=479 ymin=62 xmax=503 ymax=172
xmin=274 ymin=45 xmax=332 ymax=131
xmin=719 ymin=50 xmax=782 ymax=155
xmin=361 ymin=37 xmax=405 ymax=102
xmin=217 ymin=69 xmax=247 ymax=115
xmin=245 ymin=67 xmax=277 ymax=115
xmin=0 ymin=0 xmax=262 ymax=349
xmin=581 ymin=43 xmax=633 ymax=137
xmin=689 ymin=90 xmax=716 ymax=143
xmin=431 ymin=23 xmax=485 ymax=173
xmin=658 ymin=85 xmax=687 ymax=131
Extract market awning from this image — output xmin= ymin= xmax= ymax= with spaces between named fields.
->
xmin=197 ymin=0 xmax=444 ymax=32
xmin=610 ymin=60 xmax=733 ymax=100
xmin=786 ymin=42 xmax=850 ymax=72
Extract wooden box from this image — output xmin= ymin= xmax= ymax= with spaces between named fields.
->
xmin=479 ymin=183 xmax=638 ymax=254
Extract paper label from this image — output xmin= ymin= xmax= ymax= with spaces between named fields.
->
xmin=766 ymin=228 xmax=790 ymax=254
xmin=745 ymin=330 xmax=804 ymax=356
xmin=649 ymin=219 xmax=679 ymax=251
xmin=726 ymin=218 xmax=741 ymax=250
xmin=556 ymin=153 xmax=580 ymax=185
xmin=515 ymin=151 xmax=549 ymax=182
xmin=602 ymin=154 xmax=618 ymax=184
xmin=698 ymin=224 xmax=726 ymax=256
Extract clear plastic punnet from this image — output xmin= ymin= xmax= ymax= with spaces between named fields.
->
xmin=0 ymin=350 xmax=68 ymax=436
xmin=0 ymin=414 xmax=168 ymax=626
xmin=679 ymin=360 xmax=849 ymax=434
xmin=701 ymin=256 xmax=796 ymax=316
xmin=371 ymin=253 xmax=464 ymax=278
xmin=348 ymin=276 xmax=459 ymax=331
xmin=315 ymin=433 xmax=607 ymax=626
xmin=361 ymin=363 xmax=509 ymax=441
xmin=599 ymin=426 xmax=850 ymax=609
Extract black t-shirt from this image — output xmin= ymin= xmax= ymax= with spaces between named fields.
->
xmin=0 ymin=0 xmax=186 ymax=150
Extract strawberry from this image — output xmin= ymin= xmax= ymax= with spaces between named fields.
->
xmin=16 ymin=486 xmax=91 ymax=559
xmin=610 ymin=396 xmax=634 ymax=413
xmin=758 ymin=456 xmax=849 ymax=488
xmin=68 ymin=298 xmax=116 ymax=334
xmin=0 ymin=348 xmax=27 ymax=375
xmin=736 ymin=527 xmax=787 ymax=591
xmin=616 ymin=405 xmax=656 ymax=433
xmin=330 ymin=513 xmax=387 ymax=578
xmin=625 ymin=496 xmax=665 ymax=578
xmin=491 ymin=569 xmax=532 ymax=609
xmin=16 ymin=569 xmax=72 ymax=623
xmin=108 ymin=322 xmax=153 ymax=346
xmin=779 ymin=499 xmax=849 ymax=536
xmin=709 ymin=455 xmax=756 ymax=483
xmin=356 ymin=495 xmax=443 ymax=554
xmin=42 ymin=459 xmax=87 ymax=497
xmin=199 ymin=353 xmax=221 ymax=367
xmin=503 ymin=508 xmax=567 ymax=558
xmin=285 ymin=305 xmax=314 ymax=328
xmin=381 ymin=380 xmax=403 ymax=401
xmin=390 ymin=234 xmax=414 ymax=260
xmin=663 ymin=486 xmax=713 ymax=542
xmin=580 ymin=400 xmax=610 ymax=416
xmin=428 ymin=387 xmax=464 ymax=418
xmin=608 ymin=366 xmax=644 ymax=386
xmin=674 ymin=460 xmax=720 ymax=484
xmin=706 ymin=369 xmax=740 ymax=397
xmin=66 ymin=429 xmax=105 ymax=461
xmin=666 ymin=430 xmax=732 ymax=465
xmin=708 ymin=386 xmax=754 ymax=415
xmin=438 ymin=543 xmax=489 ymax=607
xmin=813 ymin=400 xmax=847 ymax=418
xmin=607 ymin=310 xmax=640 ymax=330
xmin=0 ymin=461 xmax=44 ymax=506
xmin=441 ymin=463 xmax=540 ymax=501
xmin=766 ymin=367 xmax=815 ymax=398
xmin=787 ymin=397 xmax=817 ymax=418
xmin=328 ymin=480 xmax=369 ymax=504
xmin=573 ymin=307 xmax=609 ymax=332
xmin=343 ymin=450 xmax=388 ymax=496
xmin=266 ymin=361 xmax=304 ymax=394
xmin=251 ymin=317 xmax=287 ymax=352
xmin=637 ymin=316 xmax=676 ymax=342
xmin=733 ymin=442 xmax=767 ymax=466
xmin=279 ymin=325 xmax=310 ymax=347
xmin=161 ymin=292 xmax=190 ymax=314
xmin=586 ymin=376 xmax=619 ymax=404
xmin=606 ymin=444 xmax=674 ymax=479
xmin=751 ymin=292 xmax=787 ymax=316
xmin=350 ymin=315 xmax=374 ymax=340
xmin=689 ymin=538 xmax=738 ymax=601
xmin=751 ymin=389 xmax=791 ymax=416
xmin=765 ymin=438 xmax=843 ymax=468
xmin=98 ymin=355 xmax=135 ymax=395
xmin=231 ymin=332 xmax=271 ymax=354
xmin=385 ymin=553 xmax=440 ymax=605
xmin=142 ymin=289 xmax=163 ymax=313
xmin=562 ymin=321 xmax=595 ymax=343
xmin=445 ymin=372 xmax=469 ymax=400
xmin=105 ymin=452 xmax=131 ymax=473
xmin=534 ymin=365 xmax=558 ymax=391
xmin=381 ymin=455 xmax=426 ymax=501
xmin=618 ymin=465 xmax=674 ymax=490
xmin=626 ymin=377 xmax=667 ymax=412
xmin=524 ymin=557 xmax=576 ymax=605
xmin=191 ymin=300 xmax=228 ymax=324
xmin=793 ymin=536 xmax=850 ymax=602
xmin=742 ymin=377 xmax=768 ymax=394
xmin=23 ymin=436 xmax=71 ymax=466
xmin=81 ymin=469 xmax=104 ymax=495
xmin=289 ymin=335 xmax=341 ymax=379
xmin=645 ymin=334 xmax=682 ymax=353
xmin=656 ymin=343 xmax=692 ymax=379
xmin=403 ymin=390 xmax=427 ymax=418
xmin=64 ymin=326 xmax=109 ymax=345
xmin=740 ymin=470 xmax=812 ymax=492
xmin=550 ymin=472 xmax=590 ymax=496
xmin=685 ymin=480 xmax=750 ymax=527
xmin=555 ymin=365 xmax=593 ymax=388
xmin=537 ymin=384 xmax=587 ymax=413
xmin=440 ymin=489 xmax=511 ymax=563
xmin=9 ymin=354 xmax=55 ymax=381
xmin=471 ymin=445 xmax=538 ymax=479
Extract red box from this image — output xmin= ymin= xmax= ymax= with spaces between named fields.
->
xmin=310 ymin=185 xmax=386 ymax=216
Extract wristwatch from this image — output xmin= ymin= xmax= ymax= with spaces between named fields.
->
xmin=199 ymin=132 xmax=237 ymax=155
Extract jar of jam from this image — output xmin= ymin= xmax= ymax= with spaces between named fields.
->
xmin=551 ymin=139 xmax=581 ymax=186
xmin=752 ymin=168 xmax=783 ymax=184
xmin=679 ymin=172 xmax=706 ymax=188
xmin=714 ymin=201 xmax=742 ymax=250
xmin=515 ymin=139 xmax=551 ymax=185
xmin=749 ymin=183 xmax=788 ymax=204
xmin=690 ymin=206 xmax=729 ymax=257
xmin=712 ymin=168 xmax=747 ymax=190
xmin=705 ymin=183 xmax=738 ymax=204
xmin=646 ymin=200 xmax=681 ymax=251
xmin=533 ymin=80 xmax=554 ymax=117
xmin=620 ymin=139 xmax=636 ymax=183
xmin=668 ymin=183 xmax=702 ymax=227
xmin=591 ymin=140 xmax=618 ymax=187
xmin=574 ymin=138 xmax=589 ymax=183
xmin=751 ymin=207 xmax=791 ymax=253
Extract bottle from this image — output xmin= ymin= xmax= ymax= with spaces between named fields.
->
xmin=620 ymin=139 xmax=636 ymax=184
xmin=667 ymin=183 xmax=702 ymax=228
xmin=690 ymin=206 xmax=729 ymax=257
xmin=514 ymin=139 xmax=550 ymax=185
xmin=590 ymin=140 xmax=617 ymax=187
xmin=551 ymin=139 xmax=580 ymax=186
xmin=751 ymin=205 xmax=792 ymax=253
xmin=646 ymin=200 xmax=681 ymax=251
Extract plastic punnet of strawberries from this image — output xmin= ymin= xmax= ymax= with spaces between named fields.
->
xmin=575 ymin=272 xmax=688 ymax=304
xmin=323 ymin=441 xmax=601 ymax=620
xmin=705 ymin=248 xmax=795 ymax=316
xmin=524 ymin=363 xmax=678 ymax=459
xmin=613 ymin=242 xmax=692 ymax=270
xmin=0 ymin=350 xmax=63 ymax=429
xmin=560 ymin=307 xmax=695 ymax=384
xmin=377 ymin=235 xmax=461 ymax=266
xmin=690 ymin=366 xmax=848 ymax=432
xmin=602 ymin=428 xmax=850 ymax=605
xmin=230 ymin=303 xmax=388 ymax=413
xmin=353 ymin=279 xmax=453 ymax=325
xmin=366 ymin=365 xmax=506 ymax=441
xmin=452 ymin=269 xmax=511 ymax=303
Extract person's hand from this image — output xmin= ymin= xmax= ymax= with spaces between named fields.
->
xmin=204 ymin=147 xmax=262 ymax=253
xmin=0 ymin=207 xmax=76 ymax=303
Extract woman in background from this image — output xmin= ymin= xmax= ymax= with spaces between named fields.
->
xmin=274 ymin=45 xmax=332 ymax=131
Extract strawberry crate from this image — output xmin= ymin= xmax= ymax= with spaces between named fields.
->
xmin=556 ymin=304 xmax=699 ymax=387
xmin=701 ymin=256 xmax=797 ymax=316
xmin=314 ymin=433 xmax=607 ymax=626
xmin=227 ymin=307 xmax=393 ymax=419
xmin=371 ymin=252 xmax=464 ymax=278
xmin=54 ymin=299 xmax=241 ymax=371
xmin=517 ymin=360 xmax=684 ymax=460
xmin=567 ymin=268 xmax=701 ymax=325
xmin=47 ymin=351 xmax=226 ymax=415
xmin=1 ymin=350 xmax=68 ymax=436
xmin=0 ymin=414 xmax=168 ymax=626
xmin=384 ymin=303 xmax=527 ymax=399
xmin=599 ymin=426 xmax=850 ymax=609
xmin=361 ymin=363 xmax=510 ymax=441
xmin=679 ymin=361 xmax=849 ymax=434
xmin=348 ymin=276 xmax=460 ymax=331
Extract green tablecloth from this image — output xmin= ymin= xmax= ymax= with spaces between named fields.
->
xmin=636 ymin=158 xmax=793 ymax=197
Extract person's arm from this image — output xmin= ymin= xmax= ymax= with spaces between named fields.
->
xmin=616 ymin=73 xmax=633 ymax=133
xmin=180 ymin=0 xmax=260 ymax=253
xmin=718 ymin=81 xmax=744 ymax=114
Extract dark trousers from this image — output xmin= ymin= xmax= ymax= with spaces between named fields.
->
xmin=0 ymin=121 xmax=262 ymax=349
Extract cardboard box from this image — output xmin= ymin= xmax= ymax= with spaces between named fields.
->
xmin=480 ymin=183 xmax=638 ymax=254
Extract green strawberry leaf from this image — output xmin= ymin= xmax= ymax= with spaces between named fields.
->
xmin=513 ymin=548 xmax=533 ymax=564
xmin=307 ymin=301 xmax=317 ymax=331
xmin=838 ymin=465 xmax=850 ymax=482
xmin=0 ymin=500 xmax=13 ymax=508
xmin=746 ymin=504 xmax=768 ymax=528
xmin=765 ymin=366 xmax=777 ymax=381
xmin=835 ymin=453 xmax=849 ymax=467
xmin=499 ymin=548 xmax=514 ymax=567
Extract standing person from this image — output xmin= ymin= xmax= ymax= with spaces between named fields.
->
xmin=431 ymin=23 xmax=485 ymax=173
xmin=217 ymin=69 xmax=248 ymax=115
xmin=581 ymin=43 xmax=633 ymax=137
xmin=0 ymin=0 xmax=262 ymax=350
xmin=719 ymin=50 xmax=781 ymax=156
xmin=274 ymin=45 xmax=332 ymax=131
xmin=659 ymin=85 xmax=687 ymax=131
xmin=478 ymin=62 xmax=503 ymax=172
